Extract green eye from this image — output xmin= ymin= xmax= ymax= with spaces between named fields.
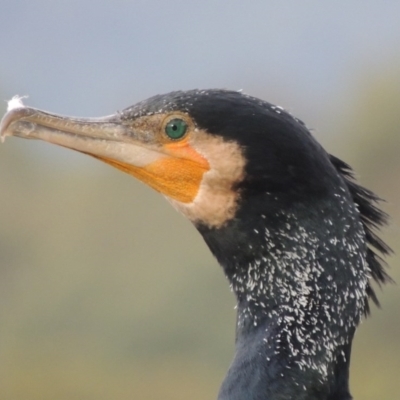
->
xmin=165 ymin=118 xmax=188 ymax=140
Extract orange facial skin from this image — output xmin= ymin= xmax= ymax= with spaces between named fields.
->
xmin=96 ymin=137 xmax=210 ymax=203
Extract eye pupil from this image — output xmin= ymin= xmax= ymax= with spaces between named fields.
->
xmin=165 ymin=118 xmax=187 ymax=139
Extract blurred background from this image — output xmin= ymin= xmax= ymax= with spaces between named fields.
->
xmin=0 ymin=1 xmax=399 ymax=399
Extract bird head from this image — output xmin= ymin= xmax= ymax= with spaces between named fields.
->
xmin=0 ymin=90 xmax=340 ymax=230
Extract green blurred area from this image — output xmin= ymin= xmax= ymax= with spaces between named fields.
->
xmin=0 ymin=69 xmax=399 ymax=400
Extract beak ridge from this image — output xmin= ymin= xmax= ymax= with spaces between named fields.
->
xmin=0 ymin=104 xmax=162 ymax=167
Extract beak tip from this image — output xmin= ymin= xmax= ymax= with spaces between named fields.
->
xmin=1 ymin=95 xmax=29 ymax=142
xmin=0 ymin=114 xmax=9 ymax=142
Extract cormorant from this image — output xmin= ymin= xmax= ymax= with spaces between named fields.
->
xmin=0 ymin=90 xmax=391 ymax=400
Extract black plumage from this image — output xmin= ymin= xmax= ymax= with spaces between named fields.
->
xmin=0 ymin=89 xmax=391 ymax=400
xmin=122 ymin=90 xmax=390 ymax=399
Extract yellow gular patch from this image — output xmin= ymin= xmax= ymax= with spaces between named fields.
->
xmin=94 ymin=141 xmax=209 ymax=203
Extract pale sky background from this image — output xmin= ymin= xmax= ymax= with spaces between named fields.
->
xmin=1 ymin=1 xmax=399 ymax=120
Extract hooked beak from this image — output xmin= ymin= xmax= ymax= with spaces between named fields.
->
xmin=0 ymin=100 xmax=209 ymax=203
xmin=0 ymin=104 xmax=161 ymax=167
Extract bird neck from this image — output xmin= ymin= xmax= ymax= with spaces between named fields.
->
xmin=198 ymin=193 xmax=366 ymax=399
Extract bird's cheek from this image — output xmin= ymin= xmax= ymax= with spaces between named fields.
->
xmin=93 ymin=142 xmax=210 ymax=203
xmin=139 ymin=156 xmax=209 ymax=203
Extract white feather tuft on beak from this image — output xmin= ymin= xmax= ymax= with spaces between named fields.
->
xmin=7 ymin=95 xmax=28 ymax=112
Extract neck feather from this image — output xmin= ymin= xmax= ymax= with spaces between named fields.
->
xmin=198 ymin=191 xmax=367 ymax=399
